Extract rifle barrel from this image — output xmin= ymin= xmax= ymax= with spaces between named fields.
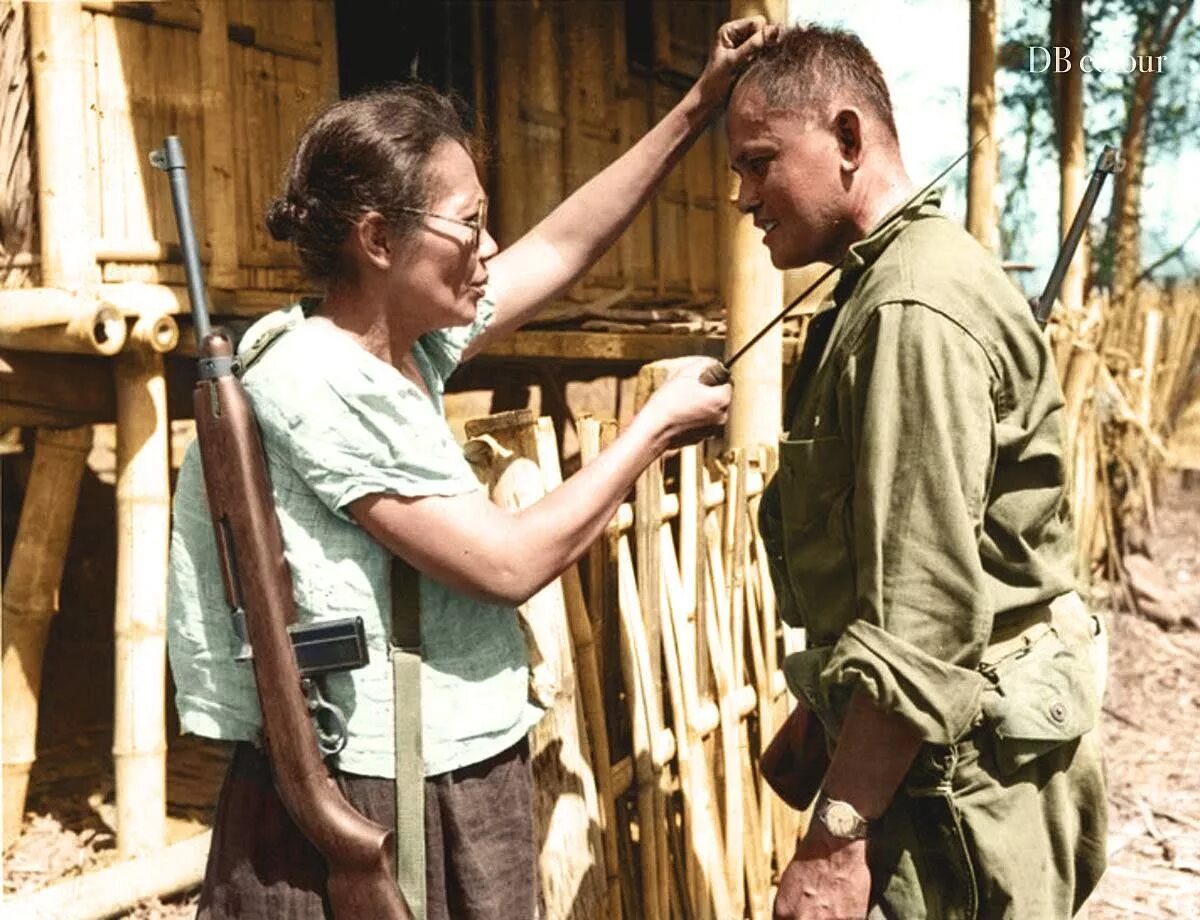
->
xmin=150 ymin=136 xmax=212 ymax=341
xmin=1034 ymin=145 xmax=1121 ymax=326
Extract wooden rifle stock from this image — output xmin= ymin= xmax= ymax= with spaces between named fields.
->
xmin=154 ymin=136 xmax=411 ymax=920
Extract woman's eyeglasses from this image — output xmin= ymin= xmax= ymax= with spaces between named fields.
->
xmin=398 ymin=199 xmax=488 ymax=251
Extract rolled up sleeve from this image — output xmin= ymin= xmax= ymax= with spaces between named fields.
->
xmin=820 ymin=302 xmax=998 ymax=743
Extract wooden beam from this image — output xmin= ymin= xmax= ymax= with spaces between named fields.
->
xmin=482 ymin=329 xmax=725 ymax=363
xmin=0 ymin=350 xmax=116 ymax=426
xmin=199 ymin=0 xmax=240 ymax=291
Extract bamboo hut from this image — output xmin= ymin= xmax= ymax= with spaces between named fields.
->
xmin=2 ymin=1 xmax=798 ymax=917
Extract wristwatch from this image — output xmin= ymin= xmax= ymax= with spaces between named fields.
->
xmin=814 ymin=792 xmax=871 ymax=840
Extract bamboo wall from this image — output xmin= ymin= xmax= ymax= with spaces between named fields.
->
xmin=487 ymin=1 xmax=726 ymax=307
xmin=81 ymin=0 xmax=331 ymax=294
xmin=2 ymin=0 xmax=733 ymax=314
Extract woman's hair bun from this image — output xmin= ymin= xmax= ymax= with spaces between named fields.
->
xmin=265 ymin=196 xmax=305 ymax=242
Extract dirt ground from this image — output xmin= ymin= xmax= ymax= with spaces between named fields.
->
xmin=4 ymin=478 xmax=1200 ymax=918
xmin=1086 ymin=474 xmax=1200 ymax=919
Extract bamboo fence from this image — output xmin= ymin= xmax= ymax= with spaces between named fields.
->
xmin=458 ymin=363 xmax=799 ymax=920
xmin=1048 ymin=279 xmax=1200 ymax=584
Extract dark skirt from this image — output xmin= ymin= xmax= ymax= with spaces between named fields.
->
xmin=197 ymin=740 xmax=536 ymax=920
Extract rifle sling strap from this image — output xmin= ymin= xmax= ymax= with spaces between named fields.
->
xmin=391 ymin=557 xmax=425 ymax=920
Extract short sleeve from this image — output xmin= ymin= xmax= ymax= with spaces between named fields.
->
xmin=243 ymin=326 xmax=482 ymax=519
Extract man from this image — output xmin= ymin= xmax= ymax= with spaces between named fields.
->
xmin=728 ymin=26 xmax=1108 ymax=919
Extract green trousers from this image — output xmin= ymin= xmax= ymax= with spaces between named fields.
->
xmin=867 ymin=728 xmax=1107 ymax=919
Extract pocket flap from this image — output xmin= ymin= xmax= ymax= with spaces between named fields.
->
xmin=980 ymin=631 xmax=1099 ymax=775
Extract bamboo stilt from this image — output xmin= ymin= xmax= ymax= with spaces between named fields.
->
xmin=2 ymin=426 xmax=92 ymax=850
xmin=112 ymin=343 xmax=170 ymax=857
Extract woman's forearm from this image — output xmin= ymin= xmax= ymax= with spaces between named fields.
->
xmin=496 ymin=410 xmax=668 ymax=602
xmin=479 ymin=83 xmax=721 ymax=339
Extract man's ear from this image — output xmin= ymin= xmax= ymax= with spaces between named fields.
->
xmin=834 ymin=109 xmax=864 ymax=172
xmin=354 ymin=211 xmax=393 ymax=270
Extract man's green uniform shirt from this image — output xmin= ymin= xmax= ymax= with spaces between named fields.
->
xmin=760 ymin=189 xmax=1107 ymax=917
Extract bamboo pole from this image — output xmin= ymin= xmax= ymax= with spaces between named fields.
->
xmin=3 ymin=829 xmax=211 ymax=920
xmin=615 ymin=534 xmax=666 ymax=920
xmin=0 ymin=350 xmax=115 ymax=428
xmin=660 ymin=524 xmax=732 ymax=920
xmin=0 ymin=309 xmax=127 ymax=356
xmin=2 ymin=427 xmax=92 ymax=850
xmin=966 ymin=0 xmax=999 ymax=252
xmin=703 ymin=511 xmax=744 ymax=915
xmin=535 ymin=418 xmax=621 ymax=920
xmin=112 ymin=341 xmax=170 ymax=857
xmin=463 ymin=413 xmax=606 ymax=920
xmin=723 ymin=3 xmax=786 ymax=450
xmin=28 ymin=0 xmax=95 ymax=288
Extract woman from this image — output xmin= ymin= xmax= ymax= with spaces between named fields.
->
xmin=168 ymin=17 xmax=772 ymax=920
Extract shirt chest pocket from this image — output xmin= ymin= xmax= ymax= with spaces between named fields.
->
xmin=777 ymin=436 xmax=856 ymax=630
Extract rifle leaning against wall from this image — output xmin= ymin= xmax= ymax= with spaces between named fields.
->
xmin=151 ymin=136 xmax=412 ymax=920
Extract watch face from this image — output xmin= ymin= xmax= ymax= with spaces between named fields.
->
xmin=821 ymin=800 xmax=867 ymax=838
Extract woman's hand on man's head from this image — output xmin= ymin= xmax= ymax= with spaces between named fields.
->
xmin=697 ymin=17 xmax=781 ymax=108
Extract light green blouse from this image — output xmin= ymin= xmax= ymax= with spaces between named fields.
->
xmin=167 ymin=298 xmax=544 ymax=778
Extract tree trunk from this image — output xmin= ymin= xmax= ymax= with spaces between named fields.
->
xmin=1106 ymin=0 xmax=1193 ymax=346
xmin=1052 ymin=0 xmax=1087 ymax=319
xmin=966 ymin=0 xmax=998 ymax=251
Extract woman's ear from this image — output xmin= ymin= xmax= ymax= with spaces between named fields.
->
xmin=354 ymin=211 xmax=393 ymax=270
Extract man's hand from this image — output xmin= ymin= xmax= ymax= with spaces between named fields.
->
xmin=697 ymin=17 xmax=780 ymax=107
xmin=773 ymin=824 xmax=871 ymax=920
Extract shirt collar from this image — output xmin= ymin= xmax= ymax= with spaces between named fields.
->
xmin=832 ymin=186 xmax=944 ymax=305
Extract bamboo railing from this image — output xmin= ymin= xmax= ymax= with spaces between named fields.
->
xmin=454 ymin=374 xmax=795 ymax=918
xmin=460 ymin=397 xmax=798 ymax=920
